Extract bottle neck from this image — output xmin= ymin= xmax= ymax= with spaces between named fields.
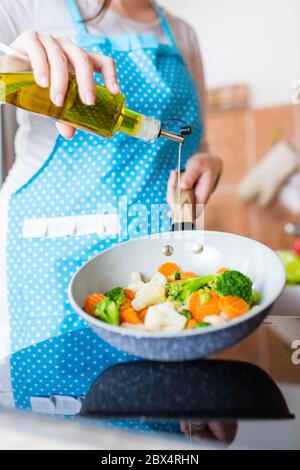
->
xmin=119 ymin=107 xmax=161 ymax=143
xmin=119 ymin=108 xmax=186 ymax=144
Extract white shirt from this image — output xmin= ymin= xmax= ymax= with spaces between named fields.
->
xmin=0 ymin=0 xmax=207 ymax=196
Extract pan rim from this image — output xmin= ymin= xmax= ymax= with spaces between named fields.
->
xmin=68 ymin=230 xmax=286 ymax=339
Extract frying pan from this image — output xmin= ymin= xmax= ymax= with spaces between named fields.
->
xmin=68 ymin=189 xmax=286 ymax=361
xmin=81 ymin=360 xmax=294 ymax=420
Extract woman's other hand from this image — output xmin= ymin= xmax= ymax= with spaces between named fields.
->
xmin=167 ymin=153 xmax=223 ymax=207
xmin=10 ymin=31 xmax=120 ymax=139
xmin=180 ymin=420 xmax=238 ymax=445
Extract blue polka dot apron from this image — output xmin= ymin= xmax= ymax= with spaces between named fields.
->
xmin=6 ymin=0 xmax=203 ymax=423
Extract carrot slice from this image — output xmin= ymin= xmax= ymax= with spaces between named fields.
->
xmin=180 ymin=272 xmax=198 ymax=280
xmin=216 ymin=267 xmax=230 ymax=275
xmin=188 ymin=292 xmax=201 ymax=317
xmin=186 ymin=319 xmax=197 ymax=329
xmin=120 ymin=297 xmax=142 ymax=325
xmin=124 ymin=289 xmax=135 ymax=300
xmin=120 ymin=304 xmax=142 ymax=324
xmin=219 ymin=296 xmax=249 ymax=318
xmin=210 ymin=290 xmax=220 ymax=299
xmin=188 ymin=292 xmax=221 ymax=322
xmin=84 ymin=293 xmax=105 ymax=317
xmin=166 ymin=271 xmax=197 ymax=284
xmin=120 ymin=307 xmax=142 ymax=325
xmin=158 ymin=262 xmax=181 ymax=277
xmin=121 ymin=299 xmax=131 ymax=310
xmin=139 ymin=308 xmax=148 ymax=322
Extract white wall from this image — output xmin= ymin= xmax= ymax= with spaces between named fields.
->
xmin=160 ymin=0 xmax=300 ymax=107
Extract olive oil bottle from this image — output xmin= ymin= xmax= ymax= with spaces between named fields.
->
xmin=0 ymin=44 xmax=184 ymax=143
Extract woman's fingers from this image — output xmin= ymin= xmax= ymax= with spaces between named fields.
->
xmin=193 ymin=156 xmax=222 ymax=203
xmin=167 ymin=154 xmax=223 ymax=207
xmin=54 ymin=42 xmax=120 ymax=102
xmin=11 ymin=31 xmax=50 ymax=88
xmin=58 ymin=36 xmax=96 ymax=105
xmin=90 ymin=53 xmax=120 ymax=94
xmin=179 ymin=420 xmax=237 ymax=444
xmin=180 ymin=157 xmax=204 ymax=190
xmin=39 ymin=34 xmax=69 ymax=107
xmin=206 ymin=421 xmax=238 ymax=444
xmin=11 ymin=31 xmax=120 ymax=104
xmin=55 ymin=122 xmax=76 ymax=139
xmin=10 ymin=31 xmax=121 ymax=139
xmin=194 ymin=168 xmax=212 ymax=204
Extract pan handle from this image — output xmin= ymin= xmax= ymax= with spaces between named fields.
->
xmin=172 ymin=184 xmax=196 ymax=231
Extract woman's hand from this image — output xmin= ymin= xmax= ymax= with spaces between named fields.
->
xmin=167 ymin=153 xmax=223 ymax=206
xmin=180 ymin=420 xmax=237 ymax=445
xmin=10 ymin=31 xmax=120 ymax=139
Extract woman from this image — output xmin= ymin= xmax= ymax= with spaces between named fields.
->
xmin=0 ymin=0 xmax=222 ymax=416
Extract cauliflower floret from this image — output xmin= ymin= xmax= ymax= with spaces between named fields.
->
xmin=132 ymin=283 xmax=166 ymax=311
xmin=150 ymin=272 xmax=167 ymax=287
xmin=127 ymin=272 xmax=144 ymax=293
xmin=145 ymin=303 xmax=187 ymax=333
xmin=203 ymin=315 xmax=227 ymax=326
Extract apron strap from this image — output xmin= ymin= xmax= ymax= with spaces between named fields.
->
xmin=152 ymin=1 xmax=181 ymax=53
xmin=66 ymin=0 xmax=181 ymax=53
xmin=65 ymin=0 xmax=88 ymax=37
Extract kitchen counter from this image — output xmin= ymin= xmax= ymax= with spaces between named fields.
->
xmin=0 ymin=304 xmax=299 ymax=450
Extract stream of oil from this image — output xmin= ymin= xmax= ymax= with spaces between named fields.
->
xmin=177 ymin=142 xmax=183 ymax=206
xmin=175 ymin=141 xmax=183 ymax=226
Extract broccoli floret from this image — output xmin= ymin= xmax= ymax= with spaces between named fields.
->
xmin=105 ymin=287 xmax=125 ymax=307
xmin=250 ymin=290 xmax=261 ymax=307
xmin=167 ymin=271 xmax=181 ymax=282
xmin=214 ymin=270 xmax=253 ymax=304
xmin=168 ymin=275 xmax=215 ymax=305
xmin=94 ymin=299 xmax=120 ymax=325
xmin=196 ymin=322 xmax=210 ymax=328
xmin=181 ymin=309 xmax=192 ymax=320
xmin=94 ymin=287 xmax=125 ymax=326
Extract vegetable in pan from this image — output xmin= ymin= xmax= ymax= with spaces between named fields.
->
xmin=168 ymin=275 xmax=216 ymax=304
xmin=94 ymin=288 xmax=125 ymax=326
xmin=83 ymin=263 xmax=260 ymax=332
xmin=214 ymin=270 xmax=253 ymax=303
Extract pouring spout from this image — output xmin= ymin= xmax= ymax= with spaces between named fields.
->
xmin=159 ymin=128 xmax=185 ymax=144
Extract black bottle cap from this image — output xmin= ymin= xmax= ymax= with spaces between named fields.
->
xmin=180 ymin=125 xmax=192 ymax=136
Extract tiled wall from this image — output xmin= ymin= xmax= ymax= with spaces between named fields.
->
xmin=205 ymin=105 xmax=300 ymax=250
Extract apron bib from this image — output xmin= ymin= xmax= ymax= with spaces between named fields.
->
xmin=6 ymin=0 xmax=203 ymax=414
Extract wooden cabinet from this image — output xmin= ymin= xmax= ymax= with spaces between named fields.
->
xmin=205 ymin=105 xmax=299 ymax=250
